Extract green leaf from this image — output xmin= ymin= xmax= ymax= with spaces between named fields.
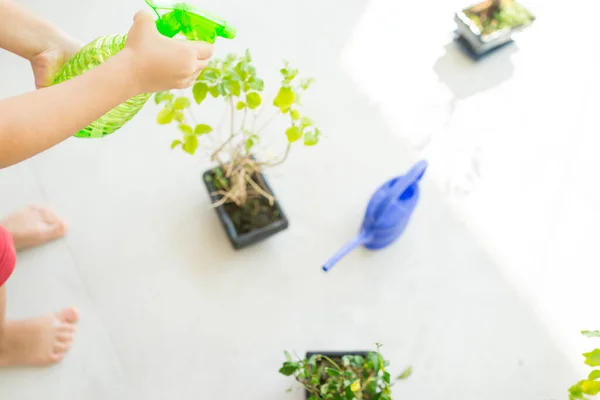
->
xmin=585 ymin=349 xmax=600 ymax=367
xmin=583 ymin=331 xmax=600 ymax=338
xmin=304 ymin=129 xmax=319 ymax=146
xmin=182 ymin=134 xmax=198 ymax=155
xmin=225 ymin=80 xmax=241 ymax=96
xmin=367 ymin=352 xmax=380 ymax=371
xmin=217 ymin=83 xmax=228 ymax=96
xmin=279 ymin=362 xmax=300 ymax=376
xmin=156 ymin=107 xmax=174 ymax=124
xmin=273 ymin=87 xmax=295 ymax=109
xmin=290 ymin=110 xmax=300 ymax=120
xmin=193 ymin=83 xmax=208 ymax=104
xmin=284 ymin=351 xmax=292 ymax=362
xmin=286 ymin=126 xmax=302 ymax=143
xmin=246 ymin=92 xmax=262 ymax=109
xmin=350 ymin=355 xmax=364 ymax=366
xmin=245 ymin=64 xmax=257 ymax=77
xmin=345 ymin=385 xmax=354 ymax=400
xmin=155 ymin=91 xmax=174 ymax=105
xmin=178 ymin=123 xmax=193 ymax=135
xmin=234 ymin=62 xmax=247 ymax=81
xmin=582 ymin=380 xmax=600 ymax=395
xmin=300 ymin=116 xmax=313 ymax=127
xmin=225 ymin=53 xmax=237 ymax=63
xmin=325 ymin=367 xmax=341 ymax=377
xmin=248 ymin=77 xmax=264 ymax=91
xmin=570 ymin=382 xmax=585 ymax=399
xmin=172 ymin=97 xmax=190 ymax=110
xmin=396 ymin=366 xmax=412 ymax=380
xmin=245 ymin=134 xmax=258 ymax=153
xmin=590 ymin=370 xmax=600 ymax=380
xmin=383 ymin=371 xmax=391 ymax=384
xmin=236 ymin=101 xmax=246 ymax=110
xmin=199 ymin=68 xmax=220 ymax=82
xmin=173 ymin=111 xmax=185 ymax=123
xmin=208 ymin=85 xmax=220 ymax=98
xmin=287 ymin=69 xmax=298 ymax=81
xmin=300 ymin=78 xmax=316 ymax=90
xmin=170 ymin=140 xmax=182 ymax=149
xmin=194 ymin=124 xmax=212 ymax=135
xmin=366 ymin=379 xmax=378 ymax=394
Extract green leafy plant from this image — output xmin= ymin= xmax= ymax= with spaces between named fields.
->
xmin=279 ymin=344 xmax=411 ymax=400
xmin=465 ymin=0 xmax=534 ymax=35
xmin=569 ymin=331 xmax=600 ymax=399
xmin=154 ymin=50 xmax=321 ymax=208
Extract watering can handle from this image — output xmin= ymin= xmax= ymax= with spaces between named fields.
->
xmin=375 ymin=160 xmax=428 ymax=219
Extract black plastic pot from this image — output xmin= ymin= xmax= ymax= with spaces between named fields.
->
xmin=304 ymin=351 xmax=369 ymax=399
xmin=202 ymin=168 xmax=289 ymax=249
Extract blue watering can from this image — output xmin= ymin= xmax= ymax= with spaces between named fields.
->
xmin=322 ymin=160 xmax=428 ymax=272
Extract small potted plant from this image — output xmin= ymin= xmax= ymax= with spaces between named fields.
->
xmin=454 ymin=0 xmax=535 ymax=58
xmin=154 ymin=50 xmax=322 ymax=249
xmin=279 ymin=344 xmax=411 ymax=399
xmin=569 ymin=330 xmax=600 ymax=399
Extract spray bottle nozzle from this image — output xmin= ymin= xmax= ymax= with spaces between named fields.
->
xmin=146 ymin=0 xmax=236 ymax=43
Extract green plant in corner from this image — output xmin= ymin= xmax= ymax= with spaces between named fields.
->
xmin=569 ymin=331 xmax=600 ymax=399
xmin=279 ymin=344 xmax=411 ymax=400
xmin=465 ymin=0 xmax=534 ymax=36
xmin=154 ymin=50 xmax=321 ymax=209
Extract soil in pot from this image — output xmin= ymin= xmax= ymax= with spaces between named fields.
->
xmin=465 ymin=0 xmax=534 ymax=36
xmin=207 ymin=167 xmax=283 ymax=235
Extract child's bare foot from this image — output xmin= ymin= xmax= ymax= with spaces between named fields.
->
xmin=1 ymin=206 xmax=67 ymax=250
xmin=0 ymin=308 xmax=79 ymax=367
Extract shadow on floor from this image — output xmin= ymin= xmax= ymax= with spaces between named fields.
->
xmin=433 ymin=40 xmax=518 ymax=109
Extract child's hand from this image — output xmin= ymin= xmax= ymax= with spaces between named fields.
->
xmin=30 ymin=36 xmax=82 ymax=89
xmin=123 ymin=10 xmax=214 ymax=94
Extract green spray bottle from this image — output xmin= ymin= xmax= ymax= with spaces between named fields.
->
xmin=52 ymin=1 xmax=236 ymax=138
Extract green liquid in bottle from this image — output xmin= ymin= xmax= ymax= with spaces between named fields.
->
xmin=52 ymin=34 xmax=151 ymax=138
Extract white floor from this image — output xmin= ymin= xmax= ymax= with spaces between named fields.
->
xmin=0 ymin=0 xmax=597 ymax=398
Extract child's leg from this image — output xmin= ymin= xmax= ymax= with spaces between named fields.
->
xmin=0 ymin=224 xmax=79 ymax=367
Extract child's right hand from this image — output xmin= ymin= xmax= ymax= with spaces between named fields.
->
xmin=123 ymin=10 xmax=214 ymax=94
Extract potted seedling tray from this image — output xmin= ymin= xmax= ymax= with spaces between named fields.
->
xmin=454 ymin=0 xmax=535 ymax=59
xmin=203 ymin=167 xmax=288 ymax=249
xmin=279 ymin=346 xmax=411 ymax=399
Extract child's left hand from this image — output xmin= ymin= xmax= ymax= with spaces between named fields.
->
xmin=30 ymin=35 xmax=81 ymax=89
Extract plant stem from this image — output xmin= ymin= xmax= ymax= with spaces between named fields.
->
xmin=211 ymin=97 xmax=238 ymax=162
xmin=246 ymin=175 xmax=275 ymax=206
xmin=229 ymin=96 xmax=235 ymax=137
xmin=240 ymin=108 xmax=248 ymax=132
xmin=256 ymin=110 xmax=279 ymax=135
xmin=211 ymin=134 xmax=237 ymax=162
xmin=320 ymin=355 xmax=344 ymax=372
xmin=263 ymin=142 xmax=291 ymax=167
xmin=186 ymin=107 xmax=198 ymax=126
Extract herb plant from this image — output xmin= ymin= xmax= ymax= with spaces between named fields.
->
xmin=279 ymin=344 xmax=411 ymax=400
xmin=154 ymin=50 xmax=321 ymax=208
xmin=570 ymin=331 xmax=600 ymax=399
xmin=465 ymin=0 xmax=534 ymax=35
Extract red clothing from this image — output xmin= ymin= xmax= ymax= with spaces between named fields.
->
xmin=0 ymin=225 xmax=15 ymax=287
